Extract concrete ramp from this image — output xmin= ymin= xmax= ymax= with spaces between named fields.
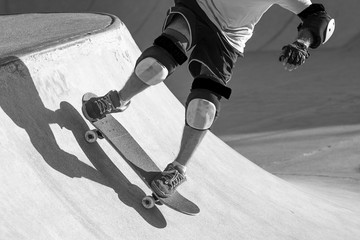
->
xmin=0 ymin=13 xmax=359 ymax=240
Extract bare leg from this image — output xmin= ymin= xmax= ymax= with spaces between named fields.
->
xmin=173 ymin=126 xmax=207 ymax=168
xmin=118 ymin=72 xmax=149 ymax=102
xmin=172 ymin=66 xmax=213 ymax=170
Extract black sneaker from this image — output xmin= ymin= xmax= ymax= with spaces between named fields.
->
xmin=151 ymin=163 xmax=187 ymax=198
xmin=82 ymin=91 xmax=130 ymax=122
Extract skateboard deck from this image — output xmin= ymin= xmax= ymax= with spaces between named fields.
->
xmin=82 ymin=93 xmax=200 ymax=215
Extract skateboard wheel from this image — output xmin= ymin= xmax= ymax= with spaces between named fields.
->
xmin=142 ymin=196 xmax=155 ymax=209
xmin=85 ymin=130 xmax=98 ymax=143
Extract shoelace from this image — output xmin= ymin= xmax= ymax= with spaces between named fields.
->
xmin=161 ymin=169 xmax=185 ymax=189
xmin=95 ymin=95 xmax=114 ymax=115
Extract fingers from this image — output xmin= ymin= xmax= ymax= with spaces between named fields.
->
xmin=283 ymin=62 xmax=298 ymax=71
xmin=279 ymin=56 xmax=297 ymax=71
xmin=279 ymin=53 xmax=304 ymax=71
xmin=279 ymin=42 xmax=309 ymax=71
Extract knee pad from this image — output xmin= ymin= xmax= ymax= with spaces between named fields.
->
xmin=297 ymin=4 xmax=335 ymax=48
xmin=135 ymin=34 xmax=188 ymax=85
xmin=186 ymin=97 xmax=217 ymax=130
xmin=185 ymin=75 xmax=232 ymax=130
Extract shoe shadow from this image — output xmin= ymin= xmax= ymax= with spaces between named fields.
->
xmin=0 ymin=57 xmax=166 ymax=228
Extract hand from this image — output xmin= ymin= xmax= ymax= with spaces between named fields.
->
xmin=279 ymin=40 xmax=310 ymax=71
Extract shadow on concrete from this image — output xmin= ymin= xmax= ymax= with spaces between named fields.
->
xmin=0 ymin=57 xmax=167 ymax=228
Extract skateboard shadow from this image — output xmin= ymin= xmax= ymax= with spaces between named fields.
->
xmin=58 ymin=102 xmax=167 ymax=228
xmin=0 ymin=57 xmax=166 ymax=228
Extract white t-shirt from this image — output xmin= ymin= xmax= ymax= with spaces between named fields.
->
xmin=196 ymin=0 xmax=312 ymax=53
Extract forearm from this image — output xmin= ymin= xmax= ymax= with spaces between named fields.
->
xmin=296 ymin=28 xmax=313 ymax=48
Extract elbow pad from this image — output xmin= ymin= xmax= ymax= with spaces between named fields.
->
xmin=297 ymin=4 xmax=335 ymax=48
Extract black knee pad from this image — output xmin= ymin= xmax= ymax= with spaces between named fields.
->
xmin=136 ymin=33 xmax=188 ymax=76
xmin=185 ymin=75 xmax=232 ymax=130
xmin=190 ymin=75 xmax=232 ymax=100
xmin=134 ymin=33 xmax=188 ymax=85
xmin=154 ymin=33 xmax=188 ymax=67
xmin=185 ymin=89 xmax=220 ymax=130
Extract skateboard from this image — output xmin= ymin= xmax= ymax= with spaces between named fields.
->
xmin=82 ymin=93 xmax=200 ymax=215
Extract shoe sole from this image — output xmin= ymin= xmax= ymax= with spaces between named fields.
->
xmin=82 ymin=93 xmax=97 ymax=122
xmin=150 ymin=180 xmax=172 ymax=198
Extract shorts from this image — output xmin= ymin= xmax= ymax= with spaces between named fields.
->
xmin=163 ymin=0 xmax=241 ymax=84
